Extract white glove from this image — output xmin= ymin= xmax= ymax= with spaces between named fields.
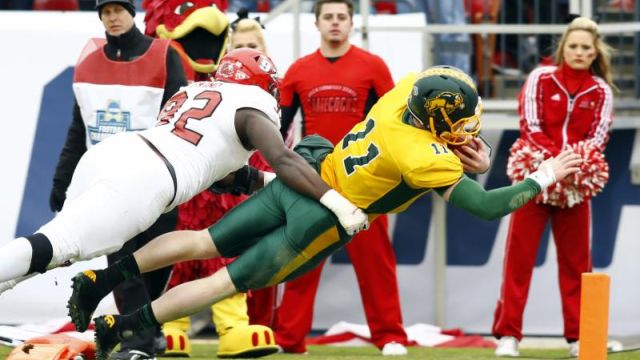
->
xmin=319 ymin=189 xmax=369 ymax=236
xmin=526 ymin=161 xmax=556 ymax=190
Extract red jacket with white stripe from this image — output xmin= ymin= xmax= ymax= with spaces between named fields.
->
xmin=518 ymin=65 xmax=614 ymax=155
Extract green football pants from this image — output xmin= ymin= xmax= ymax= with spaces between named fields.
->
xmin=210 ymin=179 xmax=352 ymax=292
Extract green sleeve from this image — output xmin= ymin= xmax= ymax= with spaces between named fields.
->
xmin=437 ymin=175 xmax=542 ymax=221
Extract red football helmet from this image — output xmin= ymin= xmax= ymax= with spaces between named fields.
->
xmin=214 ymin=48 xmax=280 ymax=99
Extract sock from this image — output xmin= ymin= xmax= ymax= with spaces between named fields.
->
xmin=139 ymin=303 xmax=161 ymax=329
xmin=117 ymin=304 xmax=161 ymax=337
xmin=90 ymin=255 xmax=141 ymax=297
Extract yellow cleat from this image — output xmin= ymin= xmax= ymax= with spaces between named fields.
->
xmin=216 ymin=325 xmax=279 ymax=358
xmin=163 ymin=327 xmax=191 ymax=357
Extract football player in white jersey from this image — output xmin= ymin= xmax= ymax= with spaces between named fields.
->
xmin=0 ymin=48 xmax=368 ymax=296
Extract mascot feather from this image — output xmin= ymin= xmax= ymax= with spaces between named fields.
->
xmin=142 ymin=2 xmax=278 ymax=358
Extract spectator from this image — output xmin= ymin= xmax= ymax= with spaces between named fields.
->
xmin=493 ymin=17 xmax=615 ymax=358
xmin=275 ymin=0 xmax=410 ymax=356
xmin=494 ymin=0 xmax=569 ymax=74
xmin=47 ymin=0 xmax=187 ymax=358
xmin=229 ymin=9 xmax=267 ymax=52
xmin=423 ymin=0 xmax=471 ymax=74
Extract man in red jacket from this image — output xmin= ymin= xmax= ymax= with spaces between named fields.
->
xmin=275 ymin=0 xmax=409 ymax=355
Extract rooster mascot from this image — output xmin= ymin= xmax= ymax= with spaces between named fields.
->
xmin=141 ymin=1 xmax=278 ymax=357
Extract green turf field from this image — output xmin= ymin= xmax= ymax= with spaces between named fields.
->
xmin=2 ymin=343 xmax=640 ymax=359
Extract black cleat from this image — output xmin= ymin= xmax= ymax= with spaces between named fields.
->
xmin=108 ymin=349 xmax=155 ymax=360
xmin=67 ymin=270 xmax=103 ymax=332
xmin=95 ymin=315 xmax=124 ymax=360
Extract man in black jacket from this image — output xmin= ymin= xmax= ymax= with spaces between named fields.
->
xmin=49 ymin=0 xmax=187 ymax=358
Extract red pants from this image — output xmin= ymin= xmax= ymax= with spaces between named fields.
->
xmin=492 ymin=200 xmax=592 ymax=341
xmin=272 ymin=215 xmax=408 ymax=352
xmin=247 ymin=285 xmax=279 ymax=327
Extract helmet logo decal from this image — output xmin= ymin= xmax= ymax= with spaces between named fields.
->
xmin=257 ymin=56 xmax=273 ymax=73
xmin=425 ymin=91 xmax=464 ymax=117
xmin=217 ymin=61 xmax=235 ymax=78
xmin=234 ymin=69 xmax=249 ymax=81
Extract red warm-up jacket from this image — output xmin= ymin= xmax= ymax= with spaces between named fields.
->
xmin=518 ymin=64 xmax=613 ymax=154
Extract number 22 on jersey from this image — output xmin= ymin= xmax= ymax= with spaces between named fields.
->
xmin=157 ymin=90 xmax=222 ymax=145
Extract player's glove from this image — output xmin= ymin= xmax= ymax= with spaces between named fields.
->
xmin=49 ymin=186 xmax=66 ymax=212
xmin=209 ymin=165 xmax=260 ymax=196
xmin=319 ymin=189 xmax=369 ymax=236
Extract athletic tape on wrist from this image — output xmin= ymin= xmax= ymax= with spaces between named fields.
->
xmin=526 ymin=162 xmax=556 ymax=190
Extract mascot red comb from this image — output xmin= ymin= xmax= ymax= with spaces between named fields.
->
xmin=142 ymin=1 xmax=278 ymax=358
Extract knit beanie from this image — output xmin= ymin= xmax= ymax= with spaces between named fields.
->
xmin=96 ymin=0 xmax=136 ymax=18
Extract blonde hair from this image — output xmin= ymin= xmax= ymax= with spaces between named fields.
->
xmin=554 ymin=17 xmax=615 ymax=89
xmin=230 ymin=18 xmax=267 ymax=54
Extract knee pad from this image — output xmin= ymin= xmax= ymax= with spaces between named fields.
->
xmin=26 ymin=233 xmax=53 ymax=275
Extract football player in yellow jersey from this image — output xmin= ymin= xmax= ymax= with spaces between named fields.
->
xmin=70 ymin=66 xmax=582 ymax=360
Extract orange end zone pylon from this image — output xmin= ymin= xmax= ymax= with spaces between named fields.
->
xmin=578 ymin=273 xmax=610 ymax=360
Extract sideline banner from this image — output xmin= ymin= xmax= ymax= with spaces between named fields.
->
xmin=0 ymin=11 xmax=639 ymax=337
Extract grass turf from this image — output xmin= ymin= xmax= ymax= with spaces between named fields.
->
xmin=2 ymin=343 xmax=640 ymax=359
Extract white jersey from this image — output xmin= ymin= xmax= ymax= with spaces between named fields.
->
xmin=141 ymin=81 xmax=280 ymax=208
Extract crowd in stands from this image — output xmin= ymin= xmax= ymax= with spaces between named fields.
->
xmin=4 ymin=0 xmax=635 ymax=93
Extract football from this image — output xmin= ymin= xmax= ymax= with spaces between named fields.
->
xmin=449 ymin=138 xmax=479 ymax=154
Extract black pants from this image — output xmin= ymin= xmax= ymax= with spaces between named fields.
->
xmin=107 ymin=208 xmax=178 ymax=354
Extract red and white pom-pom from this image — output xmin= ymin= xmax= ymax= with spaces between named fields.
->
xmin=507 ymin=138 xmax=609 ymax=208
xmin=570 ymin=140 xmax=609 ymax=204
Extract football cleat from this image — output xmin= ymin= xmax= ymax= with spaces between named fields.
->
xmin=108 ymin=349 xmax=156 ymax=360
xmin=68 ymin=270 xmax=104 ymax=332
xmin=95 ymin=315 xmax=126 ymax=360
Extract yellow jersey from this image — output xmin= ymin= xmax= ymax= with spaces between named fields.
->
xmin=320 ymin=73 xmax=463 ymax=214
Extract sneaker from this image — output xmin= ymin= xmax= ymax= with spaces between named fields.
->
xmin=381 ymin=342 xmax=408 ymax=356
xmin=275 ymin=345 xmax=308 ymax=355
xmin=108 ymin=349 xmax=155 ymax=360
xmin=568 ymin=341 xmax=579 ymax=357
xmin=68 ymin=271 xmax=104 ymax=332
xmin=495 ymin=336 xmax=519 ymax=357
xmin=608 ymin=340 xmax=624 ymax=352
xmin=95 ymin=315 xmax=127 ymax=360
